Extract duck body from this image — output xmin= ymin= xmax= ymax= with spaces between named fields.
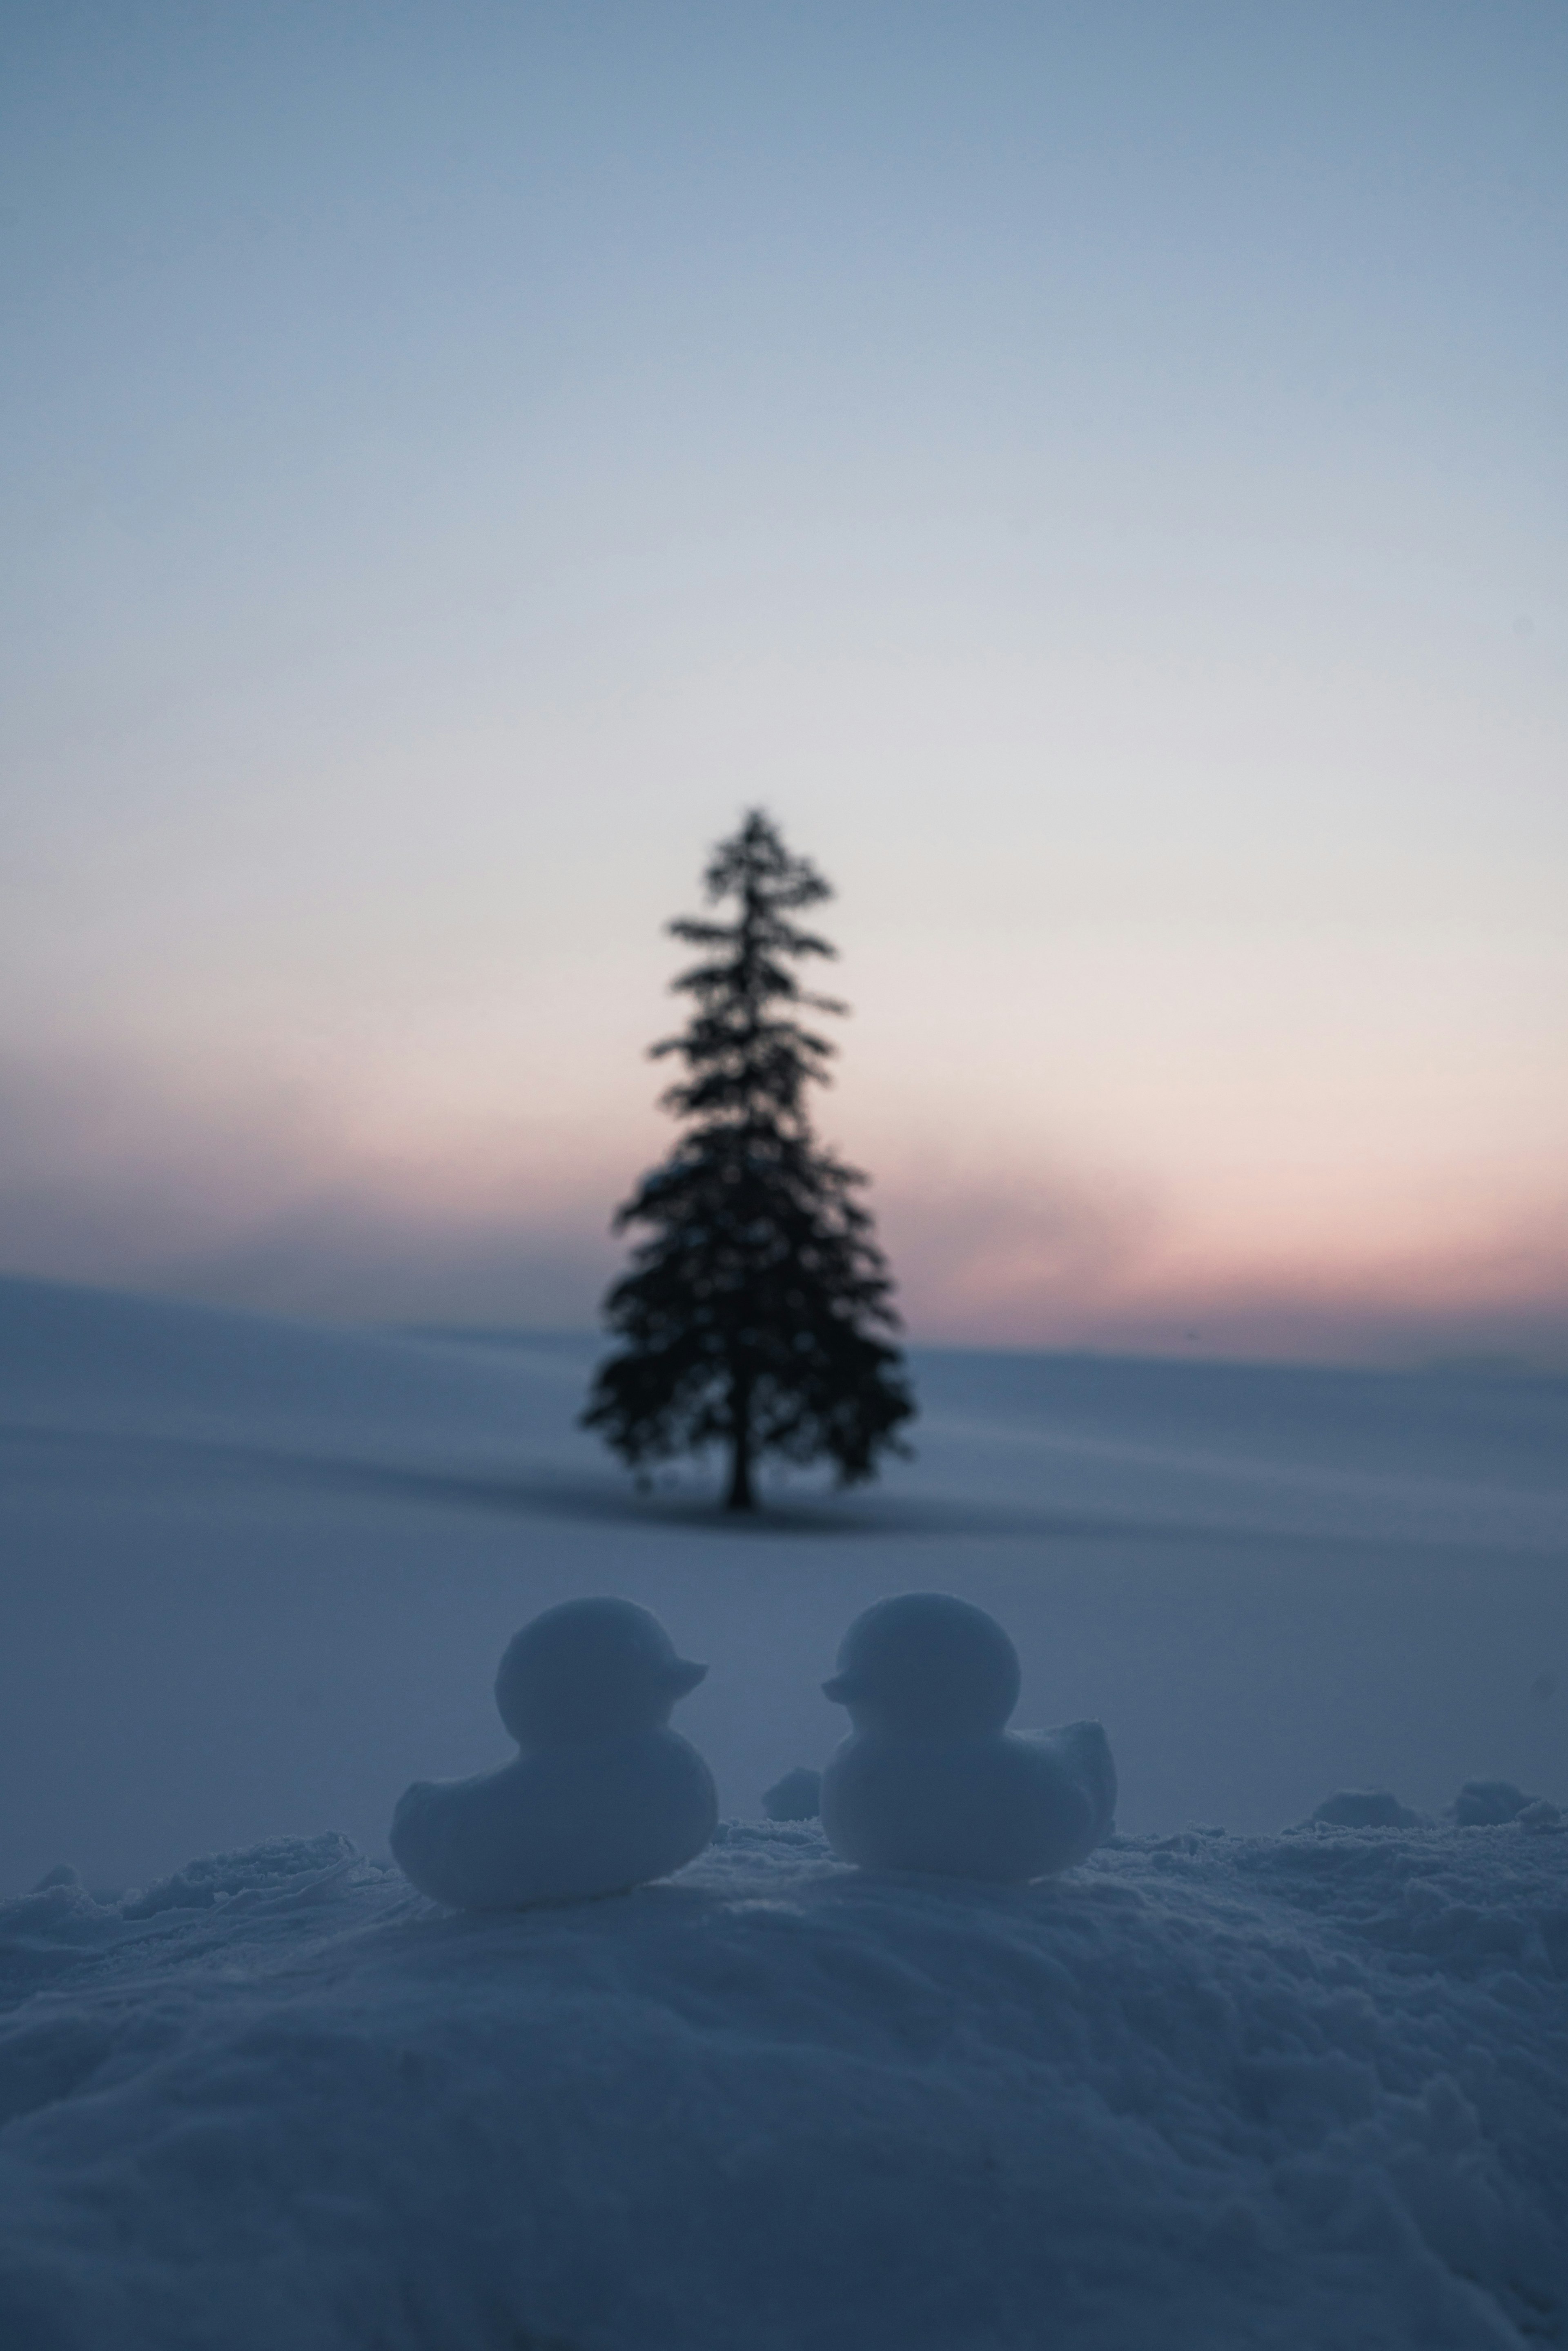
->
xmin=819 ymin=1592 xmax=1116 ymax=1882
xmin=821 ymin=1718 xmax=1115 ymax=1881
xmin=390 ymin=1597 xmax=717 ymax=1910
xmin=390 ymin=1727 xmax=717 ymax=1910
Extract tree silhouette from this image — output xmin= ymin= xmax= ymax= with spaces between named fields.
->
xmin=583 ymin=809 xmax=915 ymax=1511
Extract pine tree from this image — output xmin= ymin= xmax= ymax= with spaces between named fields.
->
xmin=583 ymin=809 xmax=915 ymax=1511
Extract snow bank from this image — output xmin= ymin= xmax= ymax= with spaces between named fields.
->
xmin=2 ymin=1818 xmax=1565 ymax=2349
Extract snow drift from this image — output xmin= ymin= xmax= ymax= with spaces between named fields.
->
xmin=2 ymin=1816 xmax=1565 ymax=2350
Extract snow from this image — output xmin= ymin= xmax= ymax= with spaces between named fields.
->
xmin=3 ymin=1272 xmax=1565 ymax=1895
xmin=2 ymin=1818 xmax=1565 ymax=2349
xmin=390 ymin=1601 xmax=717 ymax=1909
xmin=2 ymin=1272 xmax=1566 ymax=2344
xmin=762 ymin=1763 xmax=822 ymax=1820
xmin=819 ymin=1593 xmax=1117 ymax=1878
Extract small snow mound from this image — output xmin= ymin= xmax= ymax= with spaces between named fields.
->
xmin=763 ymin=1767 xmax=822 ymax=1821
xmin=30 ymin=1865 xmax=81 ymax=1893
xmin=120 ymin=1831 xmax=361 ymax=1918
xmin=1312 ymin=1789 xmax=1422 ymax=1829
xmin=1451 ymin=1779 xmax=1535 ymax=1827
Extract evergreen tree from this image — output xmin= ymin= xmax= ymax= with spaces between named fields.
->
xmin=583 ymin=809 xmax=915 ymax=1511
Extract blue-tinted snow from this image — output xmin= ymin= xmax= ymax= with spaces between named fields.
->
xmin=1 ymin=1820 xmax=1565 ymax=2349
xmin=1 ymin=1277 xmax=1566 ymax=2345
xmin=2 ymin=1275 xmax=1564 ymax=1893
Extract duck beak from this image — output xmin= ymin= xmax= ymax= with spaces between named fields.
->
xmin=667 ymin=1658 xmax=707 ymax=1695
xmin=821 ymin=1672 xmax=862 ymax=1705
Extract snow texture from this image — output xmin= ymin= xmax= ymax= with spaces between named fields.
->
xmin=1 ymin=1817 xmax=1566 ymax=2349
xmin=820 ymin=1593 xmax=1117 ymax=1878
xmin=1315 ymin=1791 xmax=1425 ymax=1830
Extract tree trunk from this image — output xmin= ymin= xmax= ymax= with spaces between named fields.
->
xmin=725 ymin=1370 xmax=756 ymax=1511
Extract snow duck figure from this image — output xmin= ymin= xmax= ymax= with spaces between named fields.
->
xmin=390 ymin=1598 xmax=718 ymax=1909
xmin=819 ymin=1593 xmax=1116 ymax=1881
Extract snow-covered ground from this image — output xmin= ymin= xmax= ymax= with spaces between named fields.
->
xmin=2 ymin=1275 xmax=1566 ymax=2347
xmin=4 ymin=1819 xmax=1566 ymax=2349
xmin=2 ymin=1275 xmax=1565 ymax=1892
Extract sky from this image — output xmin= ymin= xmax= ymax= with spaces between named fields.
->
xmin=2 ymin=0 xmax=1565 ymax=1364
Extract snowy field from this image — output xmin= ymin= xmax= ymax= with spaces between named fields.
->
xmin=2 ymin=1275 xmax=1567 ymax=2346
xmin=2 ymin=1274 xmax=1565 ymax=1892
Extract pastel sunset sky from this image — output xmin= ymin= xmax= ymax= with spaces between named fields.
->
xmin=4 ymin=2 xmax=1565 ymax=1363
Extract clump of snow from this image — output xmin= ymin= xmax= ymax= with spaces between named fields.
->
xmin=2 ymin=1820 xmax=1566 ymax=2348
xmin=1313 ymin=1789 xmax=1424 ymax=1829
xmin=1453 ymin=1779 xmax=1536 ymax=1827
xmin=763 ymin=1766 xmax=822 ymax=1821
xmin=120 ymin=1830 xmax=360 ymax=1918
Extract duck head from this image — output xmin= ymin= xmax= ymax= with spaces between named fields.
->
xmin=823 ymin=1593 xmax=1021 ymax=1738
xmin=495 ymin=1598 xmax=707 ymax=1747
